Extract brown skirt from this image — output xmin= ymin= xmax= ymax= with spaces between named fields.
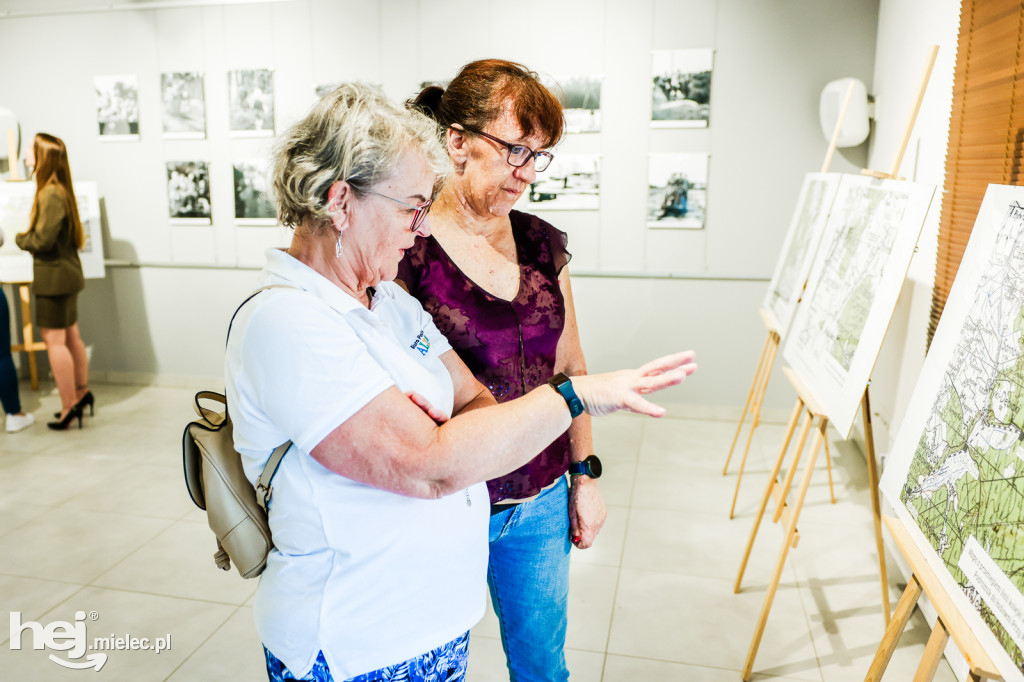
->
xmin=35 ymin=292 xmax=78 ymax=330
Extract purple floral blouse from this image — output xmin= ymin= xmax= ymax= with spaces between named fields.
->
xmin=397 ymin=210 xmax=572 ymax=504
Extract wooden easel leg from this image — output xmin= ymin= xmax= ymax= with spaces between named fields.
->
xmin=862 ymin=389 xmax=891 ymax=623
xmin=772 ymin=411 xmax=817 ymax=524
xmin=724 ymin=332 xmax=773 ymax=475
xmin=912 ymin=618 xmax=950 ymax=682
xmin=742 ymin=419 xmax=826 ymax=681
xmin=731 ymin=334 xmax=780 ymax=509
xmin=730 ymin=385 xmax=799 ymax=519
xmin=734 ymin=399 xmax=806 ymax=588
xmin=864 ymin=575 xmax=923 ymax=681
xmin=824 ymin=430 xmax=836 ymax=504
xmin=18 ymin=284 xmax=39 ymax=391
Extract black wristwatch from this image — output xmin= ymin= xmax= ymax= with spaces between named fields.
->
xmin=548 ymin=372 xmax=584 ymax=418
xmin=569 ymin=455 xmax=602 ymax=479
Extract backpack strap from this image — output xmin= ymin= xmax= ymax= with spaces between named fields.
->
xmin=226 ymin=283 xmax=303 ymax=513
xmin=255 ymin=441 xmax=292 ymax=512
xmin=226 ymin=284 xmax=302 ymax=347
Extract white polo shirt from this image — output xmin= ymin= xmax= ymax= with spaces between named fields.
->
xmin=225 ymin=248 xmax=489 ymax=679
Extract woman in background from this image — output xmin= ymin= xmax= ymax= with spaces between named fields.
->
xmin=403 ymin=59 xmax=600 ymax=681
xmin=0 ymin=227 xmax=34 ymax=433
xmin=16 ymin=133 xmax=93 ymax=430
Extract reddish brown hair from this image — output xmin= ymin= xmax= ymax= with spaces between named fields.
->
xmin=410 ymin=59 xmax=564 ymax=148
xmin=30 ymin=133 xmax=84 ymax=249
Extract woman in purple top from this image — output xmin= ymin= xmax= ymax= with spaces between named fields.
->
xmin=399 ymin=59 xmax=601 ymax=682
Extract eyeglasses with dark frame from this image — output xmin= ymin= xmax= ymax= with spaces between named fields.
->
xmin=364 ymin=190 xmax=433 ymax=232
xmin=453 ymin=125 xmax=554 ymax=172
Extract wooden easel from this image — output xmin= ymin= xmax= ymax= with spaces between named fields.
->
xmin=6 ymin=282 xmax=45 ymax=390
xmin=721 ymin=80 xmax=857 ymax=516
xmin=866 ymin=516 xmax=1002 ymax=681
xmin=4 ymin=130 xmax=40 ymax=388
xmin=734 ymin=368 xmax=890 ymax=680
xmin=734 ymin=45 xmax=940 ymax=681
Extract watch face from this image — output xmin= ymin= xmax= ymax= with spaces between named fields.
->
xmin=587 ymin=455 xmax=602 ymax=478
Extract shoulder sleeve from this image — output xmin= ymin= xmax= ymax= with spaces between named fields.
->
xmin=395 ymin=236 xmax=427 ymax=294
xmin=517 ymin=211 xmax=572 ymax=276
xmin=229 ymin=292 xmax=395 ymax=456
xmin=17 ymin=186 xmax=67 ymax=253
xmin=547 ymin=222 xmax=572 ymax=276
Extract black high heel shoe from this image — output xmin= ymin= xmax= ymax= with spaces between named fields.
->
xmin=48 ymin=404 xmax=84 ymax=431
xmin=55 ymin=391 xmax=94 ymax=419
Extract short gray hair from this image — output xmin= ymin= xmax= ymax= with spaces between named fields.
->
xmin=271 ymin=82 xmax=448 ymax=232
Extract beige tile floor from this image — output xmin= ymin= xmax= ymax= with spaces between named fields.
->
xmin=0 ymin=382 xmax=955 ymax=681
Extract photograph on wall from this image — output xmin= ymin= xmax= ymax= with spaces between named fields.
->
xmin=95 ymin=74 xmax=140 ymax=139
xmin=646 ymin=153 xmax=708 ymax=228
xmin=234 ymin=159 xmax=277 ymax=225
xmin=879 ymin=185 xmax=1024 ymax=682
xmin=762 ymin=172 xmax=842 ymax=336
xmin=783 ymin=174 xmax=934 ymax=438
xmin=651 ymin=49 xmax=712 ymax=127
xmin=545 ymin=74 xmax=602 ymax=133
xmin=524 ymin=154 xmax=600 ymax=211
xmin=166 ymin=161 xmax=211 ymax=225
xmin=418 ymin=79 xmax=451 ymax=91
xmin=161 ymin=72 xmax=206 ymax=139
xmin=315 ymin=83 xmax=339 ymax=99
xmin=228 ymin=69 xmax=275 ymax=136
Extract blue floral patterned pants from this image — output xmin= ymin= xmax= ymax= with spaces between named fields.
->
xmin=264 ymin=631 xmax=470 ymax=682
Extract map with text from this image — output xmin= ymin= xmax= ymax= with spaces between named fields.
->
xmin=893 ymin=197 xmax=1024 ymax=679
xmin=783 ymin=175 xmax=933 ymax=438
xmin=763 ymin=173 xmax=841 ymax=336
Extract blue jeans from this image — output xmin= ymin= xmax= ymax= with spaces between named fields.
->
xmin=488 ymin=475 xmax=571 ymax=682
xmin=0 ymin=286 xmax=21 ymax=415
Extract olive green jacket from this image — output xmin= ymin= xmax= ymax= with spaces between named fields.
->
xmin=16 ymin=184 xmax=85 ymax=296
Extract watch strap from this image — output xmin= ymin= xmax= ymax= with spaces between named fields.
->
xmin=548 ymin=372 xmax=584 ymax=418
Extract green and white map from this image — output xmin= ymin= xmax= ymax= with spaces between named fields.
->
xmin=763 ymin=172 xmax=841 ymax=336
xmin=882 ymin=187 xmax=1024 ymax=681
xmin=784 ymin=174 xmax=933 ymax=438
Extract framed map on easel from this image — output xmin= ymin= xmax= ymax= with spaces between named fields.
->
xmin=880 ymin=184 xmax=1024 ymax=682
xmin=782 ymin=174 xmax=934 ymax=438
xmin=762 ymin=172 xmax=842 ymax=336
xmin=0 ymin=181 xmax=105 ymax=281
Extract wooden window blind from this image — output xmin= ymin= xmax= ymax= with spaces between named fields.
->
xmin=931 ymin=0 xmax=1024 ymax=346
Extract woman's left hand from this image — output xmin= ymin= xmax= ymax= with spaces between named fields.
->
xmin=568 ymin=476 xmax=607 ymax=549
xmin=405 ymin=391 xmax=449 ymax=425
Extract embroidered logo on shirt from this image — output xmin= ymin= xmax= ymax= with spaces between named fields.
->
xmin=410 ymin=330 xmax=431 ymax=356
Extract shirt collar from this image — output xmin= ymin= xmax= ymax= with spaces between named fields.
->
xmin=258 ymin=247 xmax=366 ymax=315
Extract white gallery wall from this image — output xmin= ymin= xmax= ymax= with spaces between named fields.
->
xmin=0 ymin=0 xmax=881 ymax=407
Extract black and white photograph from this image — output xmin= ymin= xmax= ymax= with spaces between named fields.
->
xmin=228 ymin=69 xmax=274 ymax=135
xmin=95 ymin=74 xmax=140 ymax=139
xmin=547 ymin=74 xmax=602 ymax=133
xmin=161 ymin=72 xmax=206 ymax=138
xmin=651 ymin=49 xmax=713 ymax=127
xmin=418 ymin=78 xmax=451 ymax=91
xmin=525 ymin=154 xmax=601 ymax=211
xmin=233 ymin=160 xmax=277 ymax=225
xmin=647 ymin=153 xmax=708 ymax=228
xmin=314 ymin=83 xmax=339 ymax=99
xmin=166 ymin=161 xmax=211 ymax=224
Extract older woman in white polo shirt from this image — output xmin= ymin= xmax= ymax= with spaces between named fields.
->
xmin=224 ymin=83 xmax=697 ymax=682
